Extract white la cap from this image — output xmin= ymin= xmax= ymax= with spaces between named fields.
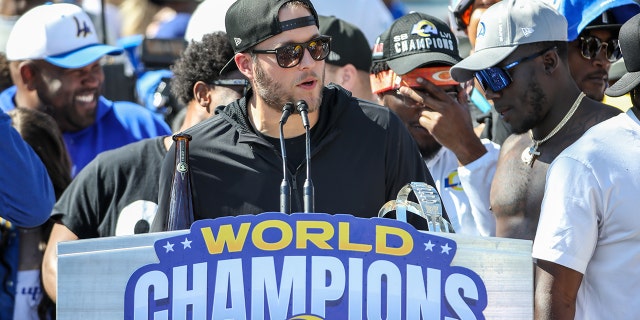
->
xmin=6 ymin=3 xmax=122 ymax=68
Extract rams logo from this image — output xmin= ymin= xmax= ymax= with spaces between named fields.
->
xmin=410 ymin=20 xmax=439 ymax=37
xmin=477 ymin=22 xmax=486 ymax=38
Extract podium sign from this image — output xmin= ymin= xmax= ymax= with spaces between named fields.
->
xmin=57 ymin=213 xmax=533 ymax=319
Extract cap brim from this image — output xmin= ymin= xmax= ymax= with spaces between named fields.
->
xmin=450 ymin=46 xmax=518 ymax=82
xmin=583 ymin=24 xmax=622 ymax=31
xmin=387 ymin=52 xmax=461 ymax=75
xmin=605 ymin=71 xmax=640 ymax=97
xmin=45 ymin=44 xmax=123 ymax=69
xmin=575 ymin=24 xmax=622 ymax=41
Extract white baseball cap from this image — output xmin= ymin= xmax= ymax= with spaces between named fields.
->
xmin=450 ymin=0 xmax=567 ymax=82
xmin=6 ymin=3 xmax=123 ymax=68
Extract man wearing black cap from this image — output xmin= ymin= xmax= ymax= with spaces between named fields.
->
xmin=319 ymin=15 xmax=377 ymax=102
xmin=151 ymin=0 xmax=440 ymax=230
xmin=533 ymin=13 xmax=640 ymax=319
xmin=370 ymin=12 xmax=499 ymax=236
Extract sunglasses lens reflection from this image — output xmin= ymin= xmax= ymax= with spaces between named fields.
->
xmin=275 ymin=37 xmax=331 ymax=68
xmin=580 ymin=37 xmax=621 ymax=62
xmin=475 ymin=68 xmax=510 ymax=92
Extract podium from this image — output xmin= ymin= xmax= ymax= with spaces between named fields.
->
xmin=57 ymin=213 xmax=533 ymax=319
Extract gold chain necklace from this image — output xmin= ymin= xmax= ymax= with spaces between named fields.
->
xmin=521 ymin=92 xmax=585 ymax=167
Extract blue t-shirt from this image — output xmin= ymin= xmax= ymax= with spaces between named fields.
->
xmin=0 ymin=86 xmax=171 ymax=175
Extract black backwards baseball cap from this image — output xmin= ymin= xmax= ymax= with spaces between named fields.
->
xmin=583 ymin=10 xmax=623 ymax=34
xmin=220 ymin=0 xmax=319 ymax=74
xmin=318 ymin=15 xmax=371 ymax=72
xmin=606 ymin=13 xmax=640 ymax=97
xmin=372 ymin=12 xmax=462 ymax=75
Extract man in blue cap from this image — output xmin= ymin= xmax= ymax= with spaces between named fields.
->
xmin=547 ymin=0 xmax=640 ymax=102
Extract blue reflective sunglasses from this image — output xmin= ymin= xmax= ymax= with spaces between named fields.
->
xmin=475 ymin=46 xmax=557 ymax=92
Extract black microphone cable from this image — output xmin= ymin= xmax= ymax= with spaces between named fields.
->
xmin=296 ymin=100 xmax=314 ymax=213
xmin=279 ymin=102 xmax=294 ymax=214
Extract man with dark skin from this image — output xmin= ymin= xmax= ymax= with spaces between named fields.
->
xmin=533 ymin=13 xmax=640 ymax=318
xmin=486 ymin=2 xmax=638 ymax=240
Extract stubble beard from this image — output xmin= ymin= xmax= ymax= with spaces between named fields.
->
xmin=253 ymin=60 xmax=323 ymax=113
xmin=511 ymin=80 xmax=546 ymax=134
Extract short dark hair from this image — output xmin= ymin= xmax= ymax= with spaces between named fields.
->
xmin=170 ymin=31 xmax=235 ymax=105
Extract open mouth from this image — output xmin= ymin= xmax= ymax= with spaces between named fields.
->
xmin=298 ymin=79 xmax=316 ymax=89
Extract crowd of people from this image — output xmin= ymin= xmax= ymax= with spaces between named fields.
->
xmin=1 ymin=0 xmax=640 ymax=319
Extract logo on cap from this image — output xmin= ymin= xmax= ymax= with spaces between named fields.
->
xmin=522 ymin=27 xmax=534 ymax=37
xmin=73 ymin=16 xmax=92 ymax=38
xmin=477 ymin=22 xmax=486 ymax=38
xmin=372 ymin=42 xmax=384 ymax=58
xmin=234 ymin=38 xmax=242 ymax=46
xmin=410 ymin=20 xmax=439 ymax=38
xmin=327 ymin=51 xmax=340 ymax=62
xmin=391 ymin=20 xmax=456 ymax=56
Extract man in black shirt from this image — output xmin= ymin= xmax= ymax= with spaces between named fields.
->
xmin=151 ymin=0 xmax=440 ymax=230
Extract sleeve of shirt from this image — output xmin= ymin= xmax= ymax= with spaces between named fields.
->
xmin=0 ymin=111 xmax=55 ymax=227
xmin=53 ymin=157 xmax=106 ymax=239
xmin=532 ymin=156 xmax=600 ymax=274
xmin=457 ymin=139 xmax=499 ymax=236
xmin=151 ymin=143 xmax=175 ymax=232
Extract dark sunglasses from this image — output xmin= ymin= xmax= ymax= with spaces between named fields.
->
xmin=475 ymin=46 xmax=556 ymax=92
xmin=250 ymin=36 xmax=331 ymax=68
xmin=579 ymin=36 xmax=621 ymax=62
xmin=211 ymin=79 xmax=250 ymax=96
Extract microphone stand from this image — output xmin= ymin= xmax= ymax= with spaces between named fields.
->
xmin=296 ymin=100 xmax=314 ymax=213
xmin=279 ymin=102 xmax=294 ymax=214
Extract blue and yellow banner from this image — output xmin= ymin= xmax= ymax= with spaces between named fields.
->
xmin=124 ymin=212 xmax=488 ymax=319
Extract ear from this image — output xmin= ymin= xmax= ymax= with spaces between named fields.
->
xmin=193 ymin=81 xmax=211 ymax=109
xmin=340 ymin=64 xmax=357 ymax=86
xmin=234 ymin=53 xmax=254 ymax=80
xmin=18 ymin=61 xmax=38 ymax=90
xmin=542 ymin=48 xmax=559 ymax=75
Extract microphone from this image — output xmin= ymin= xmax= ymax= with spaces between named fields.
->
xmin=296 ymin=100 xmax=314 ymax=213
xmin=279 ymin=102 xmax=295 ymax=214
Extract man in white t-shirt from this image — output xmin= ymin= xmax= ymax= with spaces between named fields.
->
xmin=532 ymin=13 xmax=640 ymax=319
